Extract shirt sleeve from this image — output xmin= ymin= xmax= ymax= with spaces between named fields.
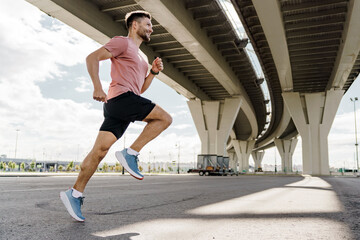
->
xmin=104 ymin=36 xmax=128 ymax=58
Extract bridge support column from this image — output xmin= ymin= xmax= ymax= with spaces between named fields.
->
xmin=282 ymin=90 xmax=343 ymax=175
xmin=232 ymin=140 xmax=255 ymax=172
xmin=187 ymin=98 xmax=242 ymax=156
xmin=228 ymin=150 xmax=238 ymax=173
xmin=251 ymin=150 xmax=265 ymax=172
xmin=274 ymin=138 xmax=298 ymax=173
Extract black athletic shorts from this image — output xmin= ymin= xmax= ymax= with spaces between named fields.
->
xmin=100 ymin=91 xmax=156 ymax=139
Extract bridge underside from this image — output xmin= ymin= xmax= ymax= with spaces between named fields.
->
xmin=26 ymin=0 xmax=360 ymax=175
xmin=231 ymin=0 xmax=360 ymax=174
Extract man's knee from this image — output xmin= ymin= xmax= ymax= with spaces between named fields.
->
xmin=90 ymin=146 xmax=110 ymax=163
xmin=95 ymin=147 xmax=109 ymax=161
xmin=163 ymin=112 xmax=172 ymax=128
xmin=80 ymin=147 xmax=109 ymax=171
xmin=145 ymin=105 xmax=172 ymax=129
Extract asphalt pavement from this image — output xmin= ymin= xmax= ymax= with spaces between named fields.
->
xmin=0 ymin=174 xmax=359 ymax=240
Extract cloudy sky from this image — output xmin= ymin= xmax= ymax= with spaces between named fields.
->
xmin=0 ymin=0 xmax=359 ymax=169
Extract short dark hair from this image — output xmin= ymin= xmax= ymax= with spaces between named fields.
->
xmin=125 ymin=10 xmax=152 ymax=30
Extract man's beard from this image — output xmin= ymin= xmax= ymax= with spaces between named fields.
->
xmin=138 ymin=28 xmax=150 ymax=42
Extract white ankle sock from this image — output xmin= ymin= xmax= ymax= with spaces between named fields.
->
xmin=127 ymin=148 xmax=139 ymax=156
xmin=72 ymin=188 xmax=83 ymax=198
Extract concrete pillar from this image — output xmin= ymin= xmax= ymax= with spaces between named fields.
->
xmin=232 ymin=140 xmax=255 ymax=172
xmin=228 ymin=151 xmax=238 ymax=172
xmin=234 ymin=153 xmax=239 ymax=173
xmin=251 ymin=150 xmax=265 ymax=171
xmin=274 ymin=138 xmax=298 ymax=173
xmin=282 ymin=89 xmax=343 ymax=175
xmin=187 ymin=97 xmax=242 ymax=156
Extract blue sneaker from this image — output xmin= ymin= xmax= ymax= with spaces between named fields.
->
xmin=115 ymin=149 xmax=144 ymax=180
xmin=60 ymin=189 xmax=85 ymax=222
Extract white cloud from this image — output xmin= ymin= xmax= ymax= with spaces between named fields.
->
xmin=0 ymin=0 xmax=102 ymax=160
xmin=175 ymin=104 xmax=188 ymax=109
xmin=171 ymin=124 xmax=192 ymax=130
xmin=170 ymin=110 xmax=190 ymax=118
xmin=75 ymin=76 xmax=92 ymax=92
xmin=328 ymin=109 xmax=359 ymax=168
xmin=0 ymin=0 xmax=98 ymax=85
xmin=0 ymin=0 xmax=201 ymax=164
xmin=128 ymin=122 xmax=146 ymax=130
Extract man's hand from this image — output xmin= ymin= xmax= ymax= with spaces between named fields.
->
xmin=151 ymin=57 xmax=164 ymax=73
xmin=93 ymin=88 xmax=108 ymax=103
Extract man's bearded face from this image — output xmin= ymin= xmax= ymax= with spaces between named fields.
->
xmin=136 ymin=18 xmax=153 ymax=42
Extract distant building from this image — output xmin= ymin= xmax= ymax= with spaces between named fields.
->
xmin=0 ymin=155 xmax=81 ymax=172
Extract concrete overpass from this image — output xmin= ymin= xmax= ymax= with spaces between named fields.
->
xmin=26 ymin=0 xmax=360 ymax=175
xmin=233 ymin=0 xmax=360 ymax=174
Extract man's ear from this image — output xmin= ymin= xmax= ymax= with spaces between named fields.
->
xmin=132 ymin=20 xmax=138 ymax=31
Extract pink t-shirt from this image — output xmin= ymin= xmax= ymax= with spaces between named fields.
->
xmin=104 ymin=36 xmax=148 ymax=99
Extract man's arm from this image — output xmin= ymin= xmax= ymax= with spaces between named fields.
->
xmin=141 ymin=57 xmax=164 ymax=94
xmin=86 ymin=47 xmax=113 ymax=103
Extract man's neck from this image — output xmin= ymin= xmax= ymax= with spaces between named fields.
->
xmin=128 ymin=32 xmax=143 ymax=48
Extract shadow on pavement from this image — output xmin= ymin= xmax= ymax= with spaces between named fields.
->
xmin=321 ymin=176 xmax=360 ymax=240
xmin=2 ymin=175 xmax=359 ymax=239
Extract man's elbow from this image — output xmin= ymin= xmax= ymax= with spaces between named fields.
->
xmin=87 ymin=47 xmax=112 ymax=63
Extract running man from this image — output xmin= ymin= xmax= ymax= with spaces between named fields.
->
xmin=60 ymin=10 xmax=172 ymax=222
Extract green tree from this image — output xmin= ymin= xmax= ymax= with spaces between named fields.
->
xmin=7 ymin=161 xmax=12 ymax=171
xmin=49 ymin=166 xmax=54 ymax=172
xmin=29 ymin=161 xmax=36 ymax=172
xmin=102 ymin=162 xmax=109 ymax=172
xmin=7 ymin=161 xmax=13 ymax=171
xmin=0 ymin=161 xmax=3 ymax=171
xmin=115 ymin=163 xmax=122 ymax=172
xmin=75 ymin=165 xmax=80 ymax=172
xmin=161 ymin=168 xmax=165 ymax=173
xmin=3 ymin=162 xmax=7 ymax=171
xmin=168 ymin=166 xmax=173 ymax=172
xmin=20 ymin=162 xmax=25 ymax=172
xmin=58 ymin=165 xmax=64 ymax=171
xmin=139 ymin=165 xmax=143 ymax=172
xmin=66 ymin=161 xmax=74 ymax=172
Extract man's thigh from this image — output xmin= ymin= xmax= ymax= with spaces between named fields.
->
xmin=143 ymin=105 xmax=171 ymax=122
xmin=104 ymin=92 xmax=155 ymax=122
xmin=92 ymin=131 xmax=117 ymax=151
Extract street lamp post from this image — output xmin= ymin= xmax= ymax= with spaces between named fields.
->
xmin=350 ymin=97 xmax=359 ymax=173
xmin=153 ymin=155 xmax=156 ymax=172
xmin=148 ymin=151 xmax=151 ymax=173
xmin=274 ymin=147 xmax=277 ymax=173
xmin=14 ymin=129 xmax=20 ymax=158
xmin=176 ymin=143 xmax=180 ymax=174
xmin=122 ymin=134 xmax=126 ymax=175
